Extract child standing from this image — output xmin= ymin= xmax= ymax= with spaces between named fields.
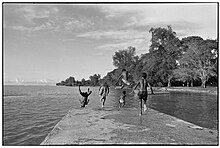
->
xmin=119 ymin=91 xmax=126 ymax=108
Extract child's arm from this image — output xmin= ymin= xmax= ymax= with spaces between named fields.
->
xmin=148 ymin=83 xmax=155 ymax=95
xmin=129 ymin=81 xmax=140 ymax=94
xmin=107 ymin=86 xmax=109 ymax=95
xmin=115 ymin=74 xmax=122 ymax=85
xmin=88 ymin=90 xmax=92 ymax=96
xmin=79 ymin=85 xmax=83 ymax=95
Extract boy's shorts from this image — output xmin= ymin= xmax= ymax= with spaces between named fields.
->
xmin=138 ymin=91 xmax=148 ymax=101
xmin=119 ymin=99 xmax=124 ymax=103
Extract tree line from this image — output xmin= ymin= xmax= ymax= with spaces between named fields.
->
xmin=57 ymin=26 xmax=217 ymax=88
xmin=102 ymin=26 xmax=218 ymax=88
xmin=56 ymin=74 xmax=101 ymax=86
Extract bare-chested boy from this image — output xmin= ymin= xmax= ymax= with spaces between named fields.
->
xmin=99 ymin=82 xmax=110 ymax=108
xmin=130 ymin=72 xmax=154 ymax=115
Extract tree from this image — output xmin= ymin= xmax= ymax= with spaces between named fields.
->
xmin=89 ymin=74 xmax=101 ymax=86
xmin=145 ymin=26 xmax=182 ymax=87
xmin=81 ymin=78 xmax=86 ymax=86
xmin=112 ymin=46 xmax=139 ymax=84
xmin=65 ymin=76 xmax=76 ymax=86
xmin=173 ymin=67 xmax=195 ymax=87
xmin=113 ymin=46 xmax=139 ymax=70
xmin=179 ymin=36 xmax=217 ymax=88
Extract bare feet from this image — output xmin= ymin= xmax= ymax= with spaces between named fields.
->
xmin=144 ymin=105 xmax=148 ymax=112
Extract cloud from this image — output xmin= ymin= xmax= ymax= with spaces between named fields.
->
xmin=92 ymin=52 xmax=104 ymax=56
xmin=77 ymin=29 xmax=147 ymax=40
xmin=61 ymin=16 xmax=94 ymax=31
xmin=98 ymin=4 xmax=217 ymax=39
xmin=77 ymin=28 xmax=151 ymax=54
xmin=4 ymin=5 xmax=95 ymax=33
xmin=96 ymin=38 xmax=149 ymax=53
xmin=99 ymin=5 xmax=142 ymax=18
xmin=99 ymin=4 xmax=216 ymax=25
xmin=15 ymin=5 xmax=59 ymax=25
xmin=60 ymin=38 xmax=76 ymax=42
xmin=7 ymin=16 xmax=94 ymax=33
xmin=7 ymin=19 xmax=58 ymax=32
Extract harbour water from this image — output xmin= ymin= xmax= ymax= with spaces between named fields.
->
xmin=3 ymin=85 xmax=218 ymax=145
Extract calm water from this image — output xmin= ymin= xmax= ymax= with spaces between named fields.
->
xmin=3 ymin=85 xmax=218 ymax=145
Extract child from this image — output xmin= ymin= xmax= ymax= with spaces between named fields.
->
xmin=119 ymin=91 xmax=126 ymax=108
xmin=115 ymin=69 xmax=131 ymax=89
xmin=79 ymin=85 xmax=92 ymax=107
xmin=99 ymin=82 xmax=109 ymax=108
xmin=130 ymin=72 xmax=154 ymax=115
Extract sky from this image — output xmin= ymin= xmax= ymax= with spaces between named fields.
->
xmin=3 ymin=3 xmax=217 ymax=84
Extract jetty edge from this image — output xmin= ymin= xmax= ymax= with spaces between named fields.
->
xmin=41 ymin=106 xmax=218 ymax=145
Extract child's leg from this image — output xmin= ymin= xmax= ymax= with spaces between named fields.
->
xmin=143 ymin=99 xmax=147 ymax=111
xmin=102 ymin=97 xmax=106 ymax=107
xmin=122 ymin=102 xmax=125 ymax=108
xmin=81 ymin=100 xmax=86 ymax=107
xmin=120 ymin=84 xmax=125 ymax=89
xmin=100 ymin=97 xmax=103 ymax=107
xmin=140 ymin=99 xmax=142 ymax=115
xmin=143 ymin=93 xmax=148 ymax=111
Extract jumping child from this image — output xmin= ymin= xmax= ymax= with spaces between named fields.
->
xmin=79 ymin=85 xmax=92 ymax=107
xmin=115 ymin=69 xmax=131 ymax=89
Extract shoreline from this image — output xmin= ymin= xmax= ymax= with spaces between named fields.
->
xmin=41 ymin=106 xmax=218 ymax=145
xmin=156 ymin=87 xmax=218 ymax=95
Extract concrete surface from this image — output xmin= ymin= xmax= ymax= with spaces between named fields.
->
xmin=41 ymin=105 xmax=218 ymax=145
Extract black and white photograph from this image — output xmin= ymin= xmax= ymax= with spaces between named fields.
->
xmin=3 ymin=2 xmax=218 ymax=146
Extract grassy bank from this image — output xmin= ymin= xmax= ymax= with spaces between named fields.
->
xmin=156 ymin=87 xmax=217 ymax=95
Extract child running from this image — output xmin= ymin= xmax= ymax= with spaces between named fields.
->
xmin=115 ymin=69 xmax=131 ymax=89
xmin=130 ymin=72 xmax=154 ymax=115
xmin=119 ymin=90 xmax=126 ymax=109
xmin=99 ymin=82 xmax=109 ymax=108
xmin=79 ymin=85 xmax=92 ymax=107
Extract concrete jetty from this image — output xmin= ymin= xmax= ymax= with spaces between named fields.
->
xmin=41 ymin=106 xmax=218 ymax=145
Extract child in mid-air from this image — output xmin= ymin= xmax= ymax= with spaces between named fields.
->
xmin=119 ymin=91 xmax=126 ymax=109
xmin=115 ymin=69 xmax=131 ymax=89
xmin=79 ymin=85 xmax=92 ymax=107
